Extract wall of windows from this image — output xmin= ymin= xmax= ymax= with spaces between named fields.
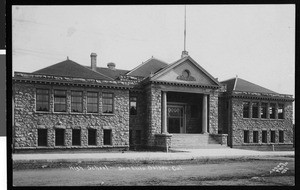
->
xmin=242 ymin=100 xmax=285 ymax=120
xmin=242 ymin=130 xmax=284 ymax=144
xmin=36 ymin=88 xmax=117 ymax=115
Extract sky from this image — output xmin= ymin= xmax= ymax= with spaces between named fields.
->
xmin=12 ymin=5 xmax=295 ymax=98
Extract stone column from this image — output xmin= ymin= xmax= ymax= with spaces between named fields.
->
xmin=202 ymin=94 xmax=208 ymax=134
xmin=161 ymin=91 xmax=167 ymax=134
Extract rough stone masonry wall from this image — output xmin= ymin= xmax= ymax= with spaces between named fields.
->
xmin=145 ymin=84 xmax=162 ymax=148
xmin=231 ymin=98 xmax=293 ymax=146
xmin=209 ymin=90 xmax=219 ymax=134
xmin=13 ymin=83 xmax=130 ymax=149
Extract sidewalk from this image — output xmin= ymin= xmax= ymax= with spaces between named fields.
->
xmin=13 ymin=148 xmax=294 ymax=164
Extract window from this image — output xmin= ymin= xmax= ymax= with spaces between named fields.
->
xmin=102 ymin=93 xmax=113 ymax=114
xmin=253 ymin=131 xmax=258 ymax=143
xmin=129 ymin=130 xmax=133 ymax=145
xmin=55 ymin=129 xmax=65 ymax=146
xmin=244 ymin=130 xmax=249 ymax=143
xmin=136 ymin=130 xmax=141 ymax=144
xmin=72 ymin=129 xmax=81 ymax=146
xmin=262 ymin=131 xmax=267 ymax=143
xmin=103 ymin=129 xmax=112 ymax=145
xmin=279 ymin=130 xmax=284 ymax=143
xmin=270 ymin=130 xmax=275 ymax=143
xmin=252 ymin=102 xmax=259 ymax=118
xmin=278 ymin=104 xmax=284 ymax=119
xmin=260 ymin=103 xmax=267 ymax=119
xmin=130 ymin=97 xmax=137 ymax=115
xmin=37 ymin=129 xmax=47 ymax=146
xmin=36 ymin=89 xmax=49 ymax=111
xmin=243 ymin=102 xmax=250 ymax=118
xmin=71 ymin=91 xmax=83 ymax=113
xmin=54 ymin=90 xmax=67 ymax=112
xmin=87 ymin=92 xmax=98 ymax=113
xmin=269 ymin=103 xmax=276 ymax=119
xmin=88 ymin=129 xmax=97 ymax=145
xmin=191 ymin=105 xmax=200 ymax=118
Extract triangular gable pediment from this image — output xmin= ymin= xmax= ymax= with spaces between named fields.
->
xmin=151 ymin=56 xmax=220 ymax=86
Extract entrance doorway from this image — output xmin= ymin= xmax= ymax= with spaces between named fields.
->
xmin=167 ymin=105 xmax=185 ymax=133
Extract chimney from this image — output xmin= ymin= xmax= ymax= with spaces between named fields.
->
xmin=107 ymin=62 xmax=116 ymax=70
xmin=90 ymin=53 xmax=97 ymax=71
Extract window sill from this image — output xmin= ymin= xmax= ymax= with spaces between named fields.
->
xmin=35 ymin=111 xmax=51 ymax=114
xmin=101 ymin=113 xmax=115 ymax=116
xmin=242 ymin=117 xmax=285 ymax=121
xmin=53 ymin=112 xmax=68 ymax=114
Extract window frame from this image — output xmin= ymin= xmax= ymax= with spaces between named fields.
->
xmin=278 ymin=103 xmax=284 ymax=119
xmin=36 ymin=89 xmax=50 ymax=112
xmin=279 ymin=130 xmax=284 ymax=143
xmin=72 ymin=129 xmax=81 ymax=146
xmin=102 ymin=92 xmax=114 ymax=114
xmin=270 ymin=130 xmax=276 ymax=143
xmin=87 ymin=91 xmax=99 ymax=113
xmin=130 ymin=96 xmax=137 ymax=115
xmin=251 ymin=102 xmax=259 ymax=118
xmin=129 ymin=129 xmax=133 ymax=145
xmin=54 ymin=90 xmax=67 ymax=112
xmin=244 ymin=130 xmax=249 ymax=143
xmin=262 ymin=130 xmax=267 ymax=143
xmin=55 ymin=128 xmax=65 ymax=146
xmin=269 ymin=103 xmax=276 ymax=119
xmin=71 ymin=91 xmax=83 ymax=113
xmin=88 ymin=128 xmax=97 ymax=146
xmin=37 ymin=129 xmax=48 ymax=147
xmin=103 ymin=129 xmax=112 ymax=145
xmin=260 ymin=102 xmax=268 ymax=119
xmin=253 ymin=131 xmax=258 ymax=143
xmin=243 ymin=101 xmax=250 ymax=118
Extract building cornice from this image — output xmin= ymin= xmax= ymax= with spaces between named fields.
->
xmin=227 ymin=91 xmax=294 ymax=102
xmin=149 ymin=80 xmax=220 ymax=89
xmin=13 ymin=72 xmax=139 ymax=90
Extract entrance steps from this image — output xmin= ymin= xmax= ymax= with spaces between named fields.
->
xmin=170 ymin=134 xmax=228 ymax=149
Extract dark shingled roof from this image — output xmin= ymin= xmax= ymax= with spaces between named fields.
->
xmin=33 ymin=59 xmax=113 ymax=80
xmin=221 ymin=77 xmax=278 ymax=94
xmin=126 ymin=57 xmax=168 ymax=77
xmin=87 ymin=67 xmax=129 ymax=79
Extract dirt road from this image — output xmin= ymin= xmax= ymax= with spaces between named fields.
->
xmin=13 ymin=157 xmax=294 ymax=186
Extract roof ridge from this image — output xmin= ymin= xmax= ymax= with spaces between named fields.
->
xmin=126 ymin=57 xmax=153 ymax=75
xmin=126 ymin=57 xmax=168 ymax=76
xmin=86 ymin=66 xmax=130 ymax=72
xmin=220 ymin=77 xmax=237 ymax=83
xmin=33 ymin=58 xmax=70 ymax=73
xmin=72 ymin=62 xmax=114 ymax=80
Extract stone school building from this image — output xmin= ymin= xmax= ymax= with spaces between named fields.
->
xmin=12 ymin=52 xmax=294 ymax=152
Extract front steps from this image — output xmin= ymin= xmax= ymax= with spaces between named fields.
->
xmin=170 ymin=133 xmax=228 ymax=149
